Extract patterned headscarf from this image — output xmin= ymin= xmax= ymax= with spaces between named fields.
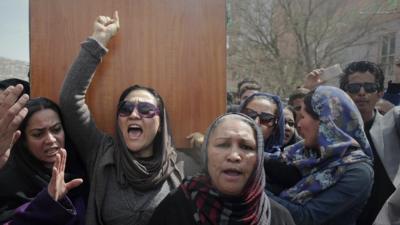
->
xmin=239 ymin=92 xmax=285 ymax=158
xmin=280 ymin=86 xmax=372 ymax=204
xmin=181 ymin=113 xmax=271 ymax=225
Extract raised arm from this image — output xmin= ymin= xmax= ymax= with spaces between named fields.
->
xmin=59 ymin=11 xmax=120 ymax=169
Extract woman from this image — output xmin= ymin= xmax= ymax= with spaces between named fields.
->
xmin=148 ymin=113 xmax=295 ymax=225
xmin=59 ymin=12 xmax=183 ymax=225
xmin=239 ymin=92 xmax=285 ymax=158
xmin=282 ymin=106 xmax=302 ymax=148
xmin=267 ymin=86 xmax=374 ymax=225
xmin=0 ymin=97 xmax=87 ymax=225
xmin=240 ymin=95 xmax=301 ymax=194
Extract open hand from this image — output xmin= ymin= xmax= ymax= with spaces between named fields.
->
xmin=48 ymin=148 xmax=83 ymax=201
xmin=0 ymin=84 xmax=29 ymax=168
xmin=303 ymin=69 xmax=325 ymax=90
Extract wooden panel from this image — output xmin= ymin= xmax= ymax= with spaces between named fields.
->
xmin=30 ymin=0 xmax=226 ymax=148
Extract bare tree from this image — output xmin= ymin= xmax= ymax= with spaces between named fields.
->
xmin=228 ymin=0 xmax=383 ymax=97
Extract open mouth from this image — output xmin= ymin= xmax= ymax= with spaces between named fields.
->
xmin=223 ymin=168 xmax=242 ymax=177
xmin=44 ymin=147 xmax=60 ymax=156
xmin=128 ymin=124 xmax=143 ymax=139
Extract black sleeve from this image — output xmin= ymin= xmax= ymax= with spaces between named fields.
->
xmin=147 ymin=188 xmax=196 ymax=225
xmin=264 ymin=158 xmax=302 ymax=188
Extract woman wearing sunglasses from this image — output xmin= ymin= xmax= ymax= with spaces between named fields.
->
xmin=59 ymin=12 xmax=183 ymax=225
xmin=239 ymin=93 xmax=303 ymax=195
xmin=239 ymin=92 xmax=285 ymax=159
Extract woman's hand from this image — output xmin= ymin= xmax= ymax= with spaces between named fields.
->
xmin=0 ymin=84 xmax=29 ymax=169
xmin=91 ymin=10 xmax=120 ymax=47
xmin=48 ymin=148 xmax=83 ymax=201
xmin=186 ymin=132 xmax=204 ymax=149
xmin=303 ymin=69 xmax=325 ymax=90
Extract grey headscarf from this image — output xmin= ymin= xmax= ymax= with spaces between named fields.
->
xmin=180 ymin=113 xmax=271 ymax=225
xmin=114 ymin=85 xmax=183 ymax=191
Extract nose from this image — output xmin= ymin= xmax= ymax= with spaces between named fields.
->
xmin=358 ymin=86 xmax=366 ymax=95
xmin=128 ymin=107 xmax=141 ymax=119
xmin=45 ymin=132 xmax=57 ymax=144
xmin=254 ymin=116 xmax=261 ymax=126
xmin=227 ymin=146 xmax=242 ymax=163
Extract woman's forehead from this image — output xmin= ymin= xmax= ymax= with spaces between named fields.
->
xmin=211 ymin=116 xmax=255 ymax=140
xmin=124 ymin=89 xmax=157 ymax=104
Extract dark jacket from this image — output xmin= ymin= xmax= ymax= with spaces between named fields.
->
xmin=148 ymin=187 xmax=296 ymax=225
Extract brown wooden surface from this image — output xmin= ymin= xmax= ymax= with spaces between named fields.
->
xmin=30 ymin=0 xmax=226 ymax=148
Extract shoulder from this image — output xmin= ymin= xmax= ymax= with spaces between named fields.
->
xmin=148 ymin=187 xmax=196 ymax=225
xmin=340 ymin=162 xmax=373 ymax=193
xmin=269 ymin=198 xmax=296 ymax=225
xmin=159 ymin=187 xmax=189 ymax=207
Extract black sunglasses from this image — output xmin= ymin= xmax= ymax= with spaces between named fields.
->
xmin=118 ymin=101 xmax=160 ymax=118
xmin=285 ymin=120 xmax=295 ymax=127
xmin=242 ymin=108 xmax=276 ymax=127
xmin=345 ymin=83 xmax=378 ymax=94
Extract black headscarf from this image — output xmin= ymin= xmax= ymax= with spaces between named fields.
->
xmin=0 ymin=97 xmax=87 ymax=223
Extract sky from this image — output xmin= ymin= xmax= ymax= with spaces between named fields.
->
xmin=0 ymin=0 xmax=29 ymax=62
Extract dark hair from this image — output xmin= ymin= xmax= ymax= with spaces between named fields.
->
xmin=117 ymin=85 xmax=166 ymax=149
xmin=340 ymin=61 xmax=385 ymax=92
xmin=249 ymin=95 xmax=277 ymax=111
xmin=226 ymin=91 xmax=236 ymax=105
xmin=288 ymin=88 xmax=310 ymax=106
xmin=237 ymin=78 xmax=260 ymax=92
xmin=284 ymin=105 xmax=297 ymax=122
xmin=12 ymin=97 xmax=76 ymax=166
xmin=238 ymin=82 xmax=261 ymax=99
xmin=10 ymin=97 xmax=88 ymax=198
xmin=16 ymin=97 xmax=62 ymax=141
xmin=303 ymin=90 xmax=319 ymax=120
xmin=0 ymin=78 xmax=30 ymax=95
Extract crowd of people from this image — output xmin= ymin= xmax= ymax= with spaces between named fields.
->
xmin=1 ymin=11 xmax=400 ymax=225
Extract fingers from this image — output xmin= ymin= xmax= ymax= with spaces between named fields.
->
xmin=59 ymin=148 xmax=67 ymax=173
xmin=66 ymin=178 xmax=83 ymax=191
xmin=0 ymin=85 xmax=23 ymax=109
xmin=0 ymin=85 xmax=28 ymax=119
xmin=48 ymin=158 xmax=59 ymax=200
xmin=190 ymin=137 xmax=195 ymax=148
xmin=8 ymin=106 xmax=28 ymax=131
xmin=0 ymin=149 xmax=11 ymax=169
xmin=96 ymin=11 xmax=119 ymax=26
xmin=113 ymin=11 xmax=119 ymax=21
xmin=54 ymin=152 xmax=61 ymax=172
xmin=11 ymin=130 xmax=21 ymax=146
xmin=306 ymin=69 xmax=323 ymax=79
xmin=113 ymin=11 xmax=120 ymax=28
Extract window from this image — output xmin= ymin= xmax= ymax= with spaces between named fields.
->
xmin=380 ymin=33 xmax=396 ymax=80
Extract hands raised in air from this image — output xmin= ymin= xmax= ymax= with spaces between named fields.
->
xmin=91 ymin=11 xmax=120 ymax=47
xmin=48 ymin=148 xmax=83 ymax=201
xmin=0 ymin=84 xmax=29 ymax=169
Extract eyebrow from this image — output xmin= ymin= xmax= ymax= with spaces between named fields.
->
xmin=28 ymin=122 xmax=62 ymax=133
xmin=214 ymin=136 xmax=256 ymax=144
